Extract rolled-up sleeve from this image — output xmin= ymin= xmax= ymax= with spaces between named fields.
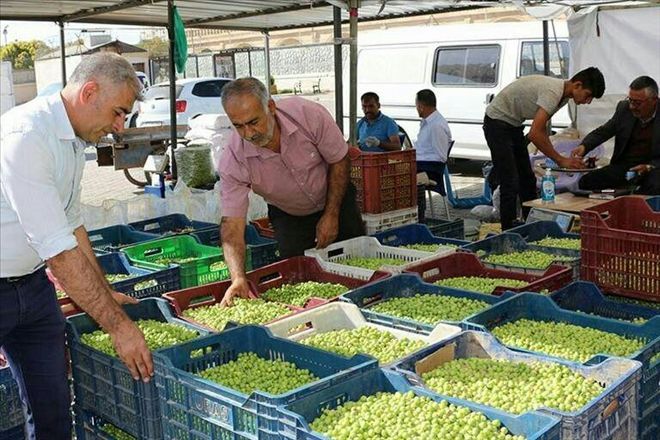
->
xmin=0 ymin=129 xmax=78 ymax=259
xmin=218 ymin=145 xmax=251 ymax=218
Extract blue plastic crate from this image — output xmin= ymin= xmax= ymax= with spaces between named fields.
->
xmin=551 ymin=281 xmax=659 ymax=323
xmin=340 ymin=273 xmax=514 ymax=333
xmin=420 ymin=217 xmax=465 ymax=240
xmin=507 ymin=221 xmax=580 ymax=254
xmin=461 ymin=233 xmax=581 ymax=279
xmin=371 ymin=223 xmax=468 ymax=248
xmin=98 ymin=252 xmax=181 ymax=299
xmin=74 ymin=407 xmax=135 ymax=440
xmin=87 ymin=225 xmax=160 ymax=253
xmin=153 ymin=325 xmax=377 ymax=440
xmin=393 ymin=331 xmax=642 ymax=440
xmin=278 ymin=367 xmax=561 ymax=440
xmin=128 ymin=213 xmax=217 ymax=236
xmin=66 ymin=298 xmax=209 ymax=440
xmin=0 ymin=364 xmax=24 ymax=432
xmin=462 ymin=292 xmax=660 ymax=440
xmin=193 ymin=224 xmax=280 ymax=269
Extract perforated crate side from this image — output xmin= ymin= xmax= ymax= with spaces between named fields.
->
xmin=128 ymin=213 xmax=217 ymax=235
xmin=371 ymin=223 xmax=468 ymax=248
xmin=403 ymin=251 xmax=573 ymax=295
xmin=278 ymin=368 xmax=561 ymax=440
xmin=66 ymin=298 xmax=209 ymax=439
xmin=193 ymin=224 xmax=280 ymax=270
xmin=393 ymin=331 xmax=642 ymax=440
xmin=580 ymin=196 xmax=660 ymax=301
xmin=0 ymin=365 xmax=24 ymax=432
xmin=153 ymin=326 xmax=377 ymax=440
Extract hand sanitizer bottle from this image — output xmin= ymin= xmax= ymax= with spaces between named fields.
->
xmin=541 ymin=168 xmax=555 ymax=204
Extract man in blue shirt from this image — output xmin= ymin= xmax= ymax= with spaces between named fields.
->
xmin=357 ymin=92 xmax=401 ymax=152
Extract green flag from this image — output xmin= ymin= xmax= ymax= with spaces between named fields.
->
xmin=173 ymin=6 xmax=188 ymax=74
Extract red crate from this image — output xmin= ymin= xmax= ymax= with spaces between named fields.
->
xmin=403 ymin=252 xmax=573 ymax=295
xmin=250 ymin=217 xmax=275 ymax=238
xmin=248 ymin=256 xmax=389 ymax=308
xmin=350 ymin=148 xmax=417 ymax=214
xmin=162 ymin=278 xmax=302 ymax=331
xmin=580 ymin=196 xmax=660 ymax=302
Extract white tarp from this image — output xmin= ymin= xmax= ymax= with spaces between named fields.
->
xmin=568 ymin=6 xmax=660 ymax=154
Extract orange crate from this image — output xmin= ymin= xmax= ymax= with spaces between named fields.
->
xmin=350 ymin=149 xmax=417 ymax=214
xmin=250 ymin=217 xmax=275 ymax=239
xmin=580 ymin=196 xmax=660 ymax=302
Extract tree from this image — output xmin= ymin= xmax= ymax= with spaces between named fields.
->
xmin=0 ymin=40 xmax=50 ymax=69
xmin=137 ymin=36 xmax=169 ymax=58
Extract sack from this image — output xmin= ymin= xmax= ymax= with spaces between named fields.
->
xmin=174 ymin=143 xmax=217 ymax=188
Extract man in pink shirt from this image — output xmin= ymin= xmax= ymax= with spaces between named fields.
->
xmin=218 ymin=77 xmax=364 ymax=304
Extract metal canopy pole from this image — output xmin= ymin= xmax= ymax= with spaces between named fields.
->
xmin=348 ymin=0 xmax=358 ymax=146
xmin=59 ymin=21 xmax=66 ymax=86
xmin=263 ymin=31 xmax=271 ymax=96
xmin=542 ymin=20 xmax=550 ymax=76
xmin=167 ymin=0 xmax=177 ymax=180
xmin=333 ymin=5 xmax=343 ymax=131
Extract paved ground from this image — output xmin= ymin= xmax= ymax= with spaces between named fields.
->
xmin=80 ymin=91 xmax=490 ymax=240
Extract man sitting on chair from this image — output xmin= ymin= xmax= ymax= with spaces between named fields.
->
xmin=414 ymin=89 xmax=453 ymax=191
xmin=357 ymin=92 xmax=401 ymax=152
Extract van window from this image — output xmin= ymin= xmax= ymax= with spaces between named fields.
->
xmin=519 ymin=41 xmax=569 ymax=78
xmin=191 ymin=80 xmax=228 ymax=97
xmin=433 ymin=45 xmax=500 ymax=86
xmin=358 ymin=47 xmax=427 ymax=84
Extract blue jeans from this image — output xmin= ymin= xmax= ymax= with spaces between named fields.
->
xmin=0 ymin=268 xmax=72 ymax=439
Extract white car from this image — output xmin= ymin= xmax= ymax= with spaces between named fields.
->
xmin=135 ymin=77 xmax=231 ymax=127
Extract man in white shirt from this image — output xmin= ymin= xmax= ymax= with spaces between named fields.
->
xmin=0 ymin=53 xmax=152 ymax=439
xmin=414 ymin=89 xmax=453 ymax=196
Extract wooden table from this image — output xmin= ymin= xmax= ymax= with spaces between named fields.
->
xmin=523 ymin=192 xmax=609 ymax=214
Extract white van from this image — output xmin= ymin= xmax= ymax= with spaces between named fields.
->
xmin=345 ymin=21 xmax=571 ymax=160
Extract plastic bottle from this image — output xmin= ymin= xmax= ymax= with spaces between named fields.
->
xmin=541 ymin=168 xmax=555 ymax=204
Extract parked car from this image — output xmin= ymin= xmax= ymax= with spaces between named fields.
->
xmin=135 ymin=77 xmax=231 ymax=127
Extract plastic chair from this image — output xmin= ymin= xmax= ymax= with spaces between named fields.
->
xmin=442 ymin=154 xmax=493 ymax=209
xmin=312 ymin=78 xmax=322 ymax=94
xmin=421 ymin=140 xmax=455 ymax=220
xmin=397 ymin=124 xmax=413 ymax=150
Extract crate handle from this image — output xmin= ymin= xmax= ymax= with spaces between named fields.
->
xmin=143 ymin=222 xmax=160 ymax=231
xmin=328 ymin=247 xmax=345 ymax=258
xmin=361 ymin=293 xmax=384 ymax=307
xmin=143 ymin=247 xmax=164 ymax=257
xmin=286 ymin=320 xmax=313 ymax=336
xmin=257 ymin=271 xmax=283 ymax=285
xmin=602 ymin=398 xmax=619 ymax=419
xmin=88 ymin=234 xmax=103 ymax=243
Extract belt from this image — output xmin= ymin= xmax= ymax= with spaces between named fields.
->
xmin=0 ymin=267 xmax=44 ymax=284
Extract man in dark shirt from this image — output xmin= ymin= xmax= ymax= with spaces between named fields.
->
xmin=573 ymin=76 xmax=659 ymax=195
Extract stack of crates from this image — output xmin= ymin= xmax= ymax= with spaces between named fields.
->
xmin=350 ymin=149 xmax=419 ymax=233
xmin=580 ymin=196 xmax=660 ymax=301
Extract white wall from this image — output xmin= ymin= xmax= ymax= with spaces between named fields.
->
xmin=35 ymin=55 xmax=82 ymax=92
xmin=1 ymin=61 xmax=15 ymax=115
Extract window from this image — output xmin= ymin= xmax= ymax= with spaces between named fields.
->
xmin=433 ymin=45 xmax=500 ymax=86
xmin=191 ymin=80 xmax=229 ymax=97
xmin=519 ymin=40 xmax=569 ymax=79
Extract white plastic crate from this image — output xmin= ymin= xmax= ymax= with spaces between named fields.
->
xmin=266 ymin=302 xmax=461 ymax=365
xmin=304 ymin=236 xmax=454 ymax=280
xmin=362 ymin=207 xmax=418 ymax=234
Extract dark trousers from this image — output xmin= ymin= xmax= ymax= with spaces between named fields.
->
xmin=483 ymin=115 xmax=538 ymax=230
xmin=268 ymin=183 xmax=365 ymax=258
xmin=0 ymin=268 xmax=71 ymax=440
xmin=580 ymin=163 xmax=660 ymax=195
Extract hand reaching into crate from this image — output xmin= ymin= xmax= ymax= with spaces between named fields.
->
xmin=315 ymin=213 xmax=339 ymax=249
xmin=220 ymin=277 xmax=253 ymax=307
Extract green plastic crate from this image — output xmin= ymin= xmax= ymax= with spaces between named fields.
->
xmin=123 ymin=235 xmax=248 ymax=288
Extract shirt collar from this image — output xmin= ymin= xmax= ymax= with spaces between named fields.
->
xmin=362 ymin=112 xmax=384 ymax=125
xmin=47 ymin=93 xmax=77 ymax=141
xmin=420 ymin=109 xmax=440 ymax=125
xmin=242 ymin=107 xmax=296 ymax=158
